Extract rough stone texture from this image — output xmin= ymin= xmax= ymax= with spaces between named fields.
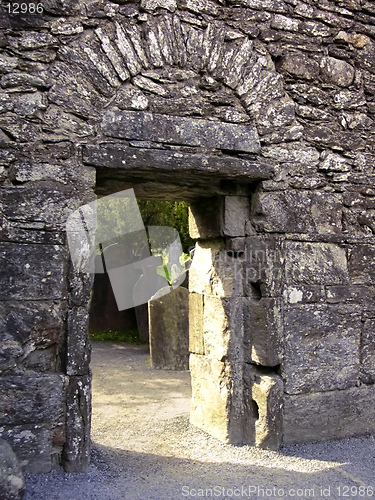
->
xmin=243 ymin=365 xmax=283 ymax=450
xmin=0 ymin=243 xmax=67 ymax=300
xmin=284 ymin=242 xmax=349 ymax=286
xmin=320 ymin=57 xmax=355 ymax=87
xmin=283 ymin=385 xmax=375 ymax=445
xmin=189 ymin=198 xmax=222 ymax=239
xmin=282 ymin=304 xmax=361 ymax=395
xmin=0 ymin=438 xmax=25 ymax=500
xmin=83 ymin=144 xmax=273 ymax=200
xmin=149 ymin=287 xmax=189 ymax=370
xmin=189 ymin=292 xmax=204 ymax=355
xmin=222 ymin=196 xmax=249 ymax=237
xmin=0 ymin=424 xmax=58 ymax=474
xmin=243 ymin=235 xmax=284 ymax=297
xmin=63 ymin=375 xmax=91 ymax=473
xmin=189 ymin=354 xmax=233 ymax=443
xmin=0 ymin=301 xmax=65 ymax=375
xmin=361 ymin=318 xmax=375 ymax=383
xmin=0 ymin=375 xmax=67 ymax=472
xmin=101 ymin=109 xmax=260 ymax=153
xmin=348 ymin=245 xmax=375 ymax=285
xmin=243 ymin=297 xmax=282 ymax=367
xmin=251 ymin=191 xmax=343 ymax=235
xmin=189 ymin=240 xmax=243 ymax=298
xmin=66 ymin=308 xmax=91 ymax=376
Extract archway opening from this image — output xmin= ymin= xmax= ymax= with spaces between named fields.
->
xmin=87 ymin=190 xmax=196 ymax=459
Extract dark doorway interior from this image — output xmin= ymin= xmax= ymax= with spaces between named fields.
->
xmin=88 ymin=198 xmax=193 ymax=348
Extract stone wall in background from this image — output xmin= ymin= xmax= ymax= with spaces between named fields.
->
xmin=0 ymin=0 xmax=374 ymax=472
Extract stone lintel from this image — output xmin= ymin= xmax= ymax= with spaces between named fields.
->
xmin=82 ymin=144 xmax=273 ymax=182
xmin=101 ymin=109 xmax=261 ymax=153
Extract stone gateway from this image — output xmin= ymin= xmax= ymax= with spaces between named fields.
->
xmin=0 ymin=0 xmax=375 ymax=473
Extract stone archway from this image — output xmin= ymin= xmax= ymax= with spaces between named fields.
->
xmin=55 ymin=10 xmax=284 ymax=471
xmin=2 ymin=0 xmax=375 ymax=475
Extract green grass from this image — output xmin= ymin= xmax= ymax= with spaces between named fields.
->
xmin=89 ymin=329 xmax=148 ymax=344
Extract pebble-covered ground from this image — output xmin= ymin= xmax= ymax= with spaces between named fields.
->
xmin=25 ymin=343 xmax=375 ymax=500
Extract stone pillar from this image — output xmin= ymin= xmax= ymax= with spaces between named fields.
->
xmin=62 ymin=266 xmax=93 ymax=472
xmin=188 ymin=195 xmax=284 ymax=448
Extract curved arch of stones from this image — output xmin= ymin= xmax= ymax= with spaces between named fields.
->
xmin=50 ymin=9 xmax=298 ymax=200
xmin=57 ymin=11 xmax=294 ymax=131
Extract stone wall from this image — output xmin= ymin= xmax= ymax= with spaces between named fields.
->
xmin=0 ymin=0 xmax=374 ymax=472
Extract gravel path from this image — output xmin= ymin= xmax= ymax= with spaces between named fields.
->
xmin=25 ymin=342 xmax=375 ymax=499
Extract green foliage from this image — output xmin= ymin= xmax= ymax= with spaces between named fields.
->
xmin=138 ymin=200 xmax=194 ymax=252
xmin=90 ymin=329 xmax=147 ymax=344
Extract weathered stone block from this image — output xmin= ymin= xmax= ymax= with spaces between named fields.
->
xmin=179 ymin=0 xmax=221 ymax=16
xmin=361 ymin=319 xmax=375 ymax=383
xmin=10 ymin=162 xmax=95 ymax=187
xmin=243 ymin=365 xmax=283 ymax=450
xmin=271 ymin=14 xmax=299 ymax=31
xmin=278 ymin=52 xmax=320 ymax=80
xmin=326 ymin=285 xmax=375 ymax=308
xmin=68 ymin=268 xmax=94 ymax=307
xmin=50 ymin=19 xmax=83 ymax=35
xmin=63 ymin=375 xmax=91 ymax=473
xmin=243 ymin=297 xmax=282 ymax=367
xmin=49 ymin=62 xmax=105 ymax=119
xmin=189 ymin=198 xmax=222 ymax=239
xmin=283 ymin=385 xmax=375 ymax=445
xmin=0 ymin=301 xmax=65 ymax=347
xmin=203 ymin=296 xmax=235 ymax=361
xmin=0 ymin=55 xmax=18 ymax=74
xmin=189 ymin=292 xmax=204 ymax=355
xmin=244 ymin=235 xmax=284 ymax=297
xmin=43 ymin=105 xmax=95 ymax=137
xmin=253 ymin=96 xmax=295 ymax=134
xmin=0 ymin=424 xmax=54 ymax=473
xmin=320 ymin=56 xmax=355 ymax=87
xmin=115 ymin=85 xmax=149 ymax=111
xmin=282 ymin=304 xmax=361 ymax=394
xmin=0 ymin=243 xmax=67 ymax=301
xmin=348 ymin=244 xmax=375 ymax=284
xmin=283 ymin=285 xmax=325 ymax=304
xmin=189 ymin=240 xmax=243 ymax=297
xmin=66 ymin=308 xmax=91 ymax=376
xmin=149 ymin=287 xmax=189 ymax=370
xmin=226 ymin=237 xmax=246 ymax=254
xmin=82 ymin=144 xmax=273 ymax=184
xmin=222 ymin=196 xmax=249 ymax=237
xmin=101 ymin=109 xmax=260 ymax=153
xmin=141 ymin=0 xmax=177 ymax=11
xmin=0 ymin=374 xmax=67 ymax=426
xmin=251 ymin=191 xmax=342 ymax=234
xmin=0 ymin=438 xmax=25 ymax=500
xmin=284 ymin=241 xmax=349 ymax=285
xmin=1 ymin=183 xmax=94 ymax=229
xmin=42 ymin=0 xmax=81 ymax=15
xmin=261 ymin=144 xmax=320 ymax=165
xmin=0 ymin=340 xmax=23 ymax=374
xmin=189 ymin=354 xmax=232 ymax=443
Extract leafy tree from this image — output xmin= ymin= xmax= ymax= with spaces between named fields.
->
xmin=138 ymin=200 xmax=194 ymax=252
